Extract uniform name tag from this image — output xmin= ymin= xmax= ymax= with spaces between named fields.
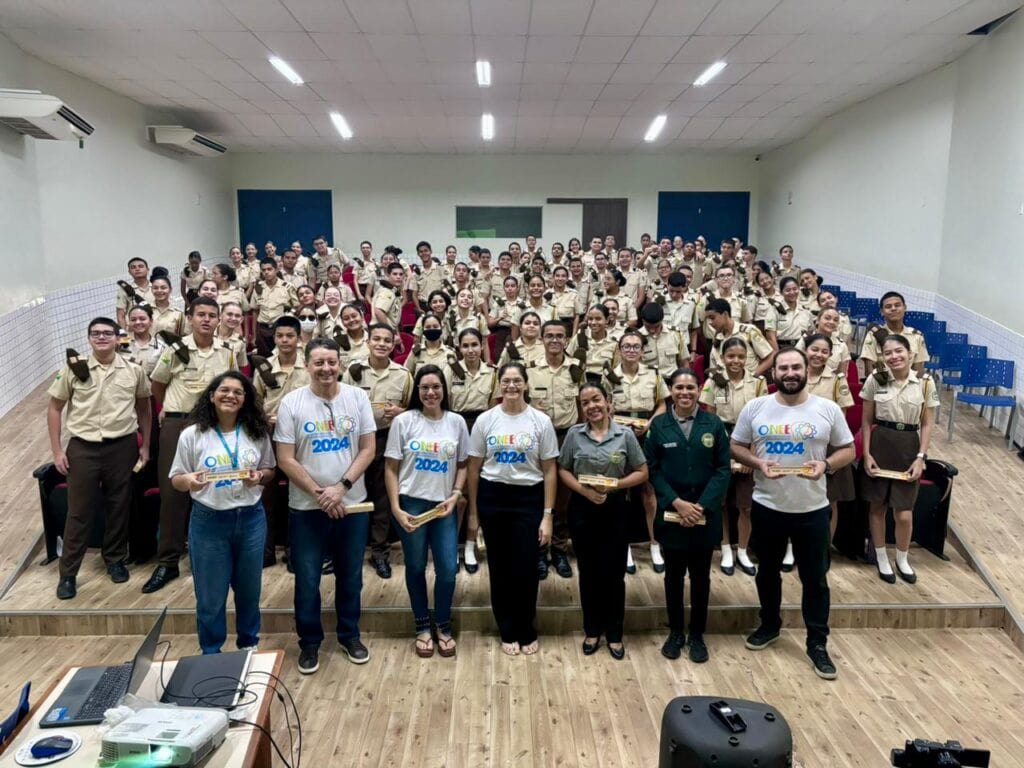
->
xmin=664 ymin=442 xmax=678 ymax=448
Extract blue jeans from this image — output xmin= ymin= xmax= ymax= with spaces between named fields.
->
xmin=393 ymin=495 xmax=458 ymax=631
xmin=289 ymin=507 xmax=369 ymax=650
xmin=188 ymin=500 xmax=266 ymax=654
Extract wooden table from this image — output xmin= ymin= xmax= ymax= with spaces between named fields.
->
xmin=0 ymin=650 xmax=284 ymax=767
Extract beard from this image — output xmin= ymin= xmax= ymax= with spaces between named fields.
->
xmin=777 ymin=374 xmax=807 ymax=395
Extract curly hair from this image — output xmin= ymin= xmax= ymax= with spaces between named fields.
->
xmin=188 ymin=371 xmax=270 ymax=440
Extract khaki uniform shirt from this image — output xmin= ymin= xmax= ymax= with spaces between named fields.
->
xmin=798 ymin=291 xmax=821 ymax=314
xmin=487 ymin=270 xmax=518 ymax=299
xmin=806 ymin=370 xmax=854 ymax=408
xmin=640 ymin=327 xmax=689 ymax=371
xmin=749 ymin=295 xmax=780 ymax=333
xmin=548 ymin=288 xmax=578 ymax=321
xmin=796 ymin=334 xmax=851 ymax=374
xmin=233 ymin=262 xmax=256 ymax=292
xmin=860 ymin=371 xmax=939 ymax=424
xmin=181 ymin=265 xmax=210 ymax=293
xmin=311 ymin=248 xmax=345 ymax=284
xmin=372 ymin=285 xmax=403 ymax=329
xmin=316 ymin=281 xmax=356 ymax=304
xmin=620 ymin=268 xmax=646 ymax=305
xmin=48 ymin=354 xmax=151 ymax=441
xmin=567 ymin=331 xmax=618 ymax=375
xmin=216 ymin=331 xmax=248 ymax=370
xmin=498 ymin=338 xmax=545 ymax=368
xmin=444 ymin=363 xmax=498 ymax=414
xmin=860 ymin=325 xmax=930 ymax=368
xmin=279 ymin=269 xmax=308 ymax=289
xmin=606 ymin=364 xmax=667 ymax=416
xmin=121 ymin=336 xmax=165 ymax=376
xmin=572 ymin=278 xmax=592 ymax=316
xmin=515 ymin=301 xmax=554 ymax=326
xmin=342 ymin=360 xmax=413 ymax=430
xmin=337 ymin=334 xmax=370 ymax=369
xmin=490 ymin=297 xmax=524 ymax=329
xmin=254 ymin=354 xmax=310 ymax=419
xmin=698 ymin=374 xmax=767 ymax=426
xmin=413 ymin=265 xmax=445 ymax=301
xmin=150 ymin=335 xmax=237 ymax=413
xmin=151 ymin=305 xmax=185 ymax=337
xmin=115 ymin=281 xmax=154 ymax=315
xmin=699 ymin=291 xmax=751 ymax=339
xmin=448 ymin=310 xmax=489 ymax=344
xmin=662 ymin=296 xmax=700 ymax=332
xmin=405 ymin=343 xmax=455 ymax=375
xmin=775 ymin=304 xmax=814 ymax=342
xmin=218 ymin=287 xmax=250 ymax=313
xmin=709 ymin=323 xmax=774 ymax=376
xmin=253 ymin=281 xmax=297 ymax=324
xmin=526 ymin=358 xmax=582 ymax=429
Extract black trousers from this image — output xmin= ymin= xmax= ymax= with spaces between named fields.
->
xmin=750 ymin=502 xmax=831 ymax=649
xmin=60 ymin=435 xmax=137 ymax=578
xmin=366 ymin=431 xmax=392 ymax=560
xmin=255 ymin=322 xmax=275 ymax=357
xmin=662 ymin=546 xmax=713 ymax=637
xmin=157 ymin=415 xmax=190 ymax=566
xmin=479 ymin=479 xmax=544 ymax=646
xmin=568 ymin=492 xmax=627 ymax=642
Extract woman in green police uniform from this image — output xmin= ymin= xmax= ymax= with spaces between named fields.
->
xmin=644 ymin=368 xmax=731 ymax=664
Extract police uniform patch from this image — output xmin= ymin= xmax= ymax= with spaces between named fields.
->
xmin=701 ymin=433 xmax=714 ymax=448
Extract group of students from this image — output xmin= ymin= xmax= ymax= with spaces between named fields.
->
xmin=45 ymin=233 xmax=939 ymax=680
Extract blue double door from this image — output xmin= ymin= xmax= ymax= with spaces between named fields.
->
xmin=237 ymin=189 xmax=334 ymax=253
xmin=656 ymin=191 xmax=750 ymax=248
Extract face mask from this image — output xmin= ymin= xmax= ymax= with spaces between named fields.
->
xmin=299 ymin=320 xmax=317 ymax=333
xmin=424 ymin=328 xmax=443 ymax=342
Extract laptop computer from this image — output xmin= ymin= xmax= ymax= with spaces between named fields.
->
xmin=40 ymin=607 xmax=167 ymax=728
xmin=160 ymin=650 xmax=253 ymax=710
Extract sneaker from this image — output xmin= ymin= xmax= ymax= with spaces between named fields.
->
xmin=297 ymin=646 xmax=319 ymax=675
xmin=807 ymin=645 xmax=837 ymax=680
xmin=744 ymin=626 xmax=781 ymax=650
xmin=340 ymin=638 xmax=370 ymax=664
xmin=687 ymin=635 xmax=709 ymax=664
xmin=660 ymin=631 xmax=685 ymax=660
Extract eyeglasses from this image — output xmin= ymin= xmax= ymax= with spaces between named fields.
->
xmin=500 ymin=379 xmax=524 ymax=387
xmin=543 ymin=335 xmax=566 ymax=341
xmin=89 ymin=330 xmax=116 ymax=338
xmin=620 ymin=344 xmax=642 ymax=352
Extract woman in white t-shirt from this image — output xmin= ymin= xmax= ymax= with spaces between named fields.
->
xmin=169 ymin=372 xmax=276 ymax=654
xmin=384 ymin=365 xmax=470 ymax=659
xmin=467 ymin=362 xmax=559 ymax=657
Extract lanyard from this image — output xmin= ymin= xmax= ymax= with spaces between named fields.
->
xmin=214 ymin=424 xmax=241 ymax=469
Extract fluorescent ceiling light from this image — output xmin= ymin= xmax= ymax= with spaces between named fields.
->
xmin=693 ymin=61 xmax=727 ymax=87
xmin=481 ymin=113 xmax=494 ymax=141
xmin=329 ymin=111 xmax=353 ymax=139
xmin=476 ymin=60 xmax=491 ymax=87
xmin=269 ymin=56 xmax=304 ymax=85
xmin=644 ymin=114 xmax=667 ymax=142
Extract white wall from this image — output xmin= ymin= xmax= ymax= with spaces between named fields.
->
xmin=939 ymin=12 xmax=1024 ymax=336
xmin=756 ymin=65 xmax=957 ymax=291
xmin=0 ymin=32 xmax=234 ymax=314
xmin=229 ymin=153 xmax=759 ymax=254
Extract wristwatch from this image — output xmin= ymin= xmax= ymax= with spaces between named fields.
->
xmin=915 ymin=452 xmax=927 ymax=461
xmin=823 ymin=459 xmax=834 ymax=475
xmin=340 ymin=477 xmax=353 ymax=490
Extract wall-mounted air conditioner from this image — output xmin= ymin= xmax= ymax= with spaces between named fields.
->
xmin=0 ymin=88 xmax=94 ymax=140
xmin=147 ymin=125 xmax=227 ymax=157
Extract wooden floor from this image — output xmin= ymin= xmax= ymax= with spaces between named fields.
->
xmin=1 ymin=628 xmax=1021 ymax=768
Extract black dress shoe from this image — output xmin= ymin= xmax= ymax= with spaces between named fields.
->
xmin=263 ymin=550 xmax=277 ymax=568
xmin=107 ymin=562 xmax=129 ymax=584
xmin=464 ymin=560 xmax=479 ymax=574
xmin=552 ymin=550 xmax=573 ymax=578
xmin=737 ymin=562 xmax=757 ymax=576
xmin=141 ymin=565 xmax=179 ymax=594
xmin=687 ymin=635 xmax=709 ymax=664
xmin=780 ymin=562 xmax=795 ymax=573
xmin=877 ymin=567 xmax=897 ymax=584
xmin=625 ymin=561 xmax=637 ymax=575
xmin=322 ymin=557 xmax=334 ymax=575
xmin=56 ymin=575 xmax=76 ymax=600
xmin=896 ymin=566 xmax=917 ymax=584
xmin=582 ymin=638 xmax=600 ymax=655
xmin=652 ymin=561 xmax=665 ymax=574
xmin=661 ymin=631 xmax=685 ymax=660
xmin=537 ymin=554 xmax=549 ymax=580
xmin=608 ymin=643 xmax=625 ymax=661
xmin=372 ymin=559 xmax=392 ymax=579
xmin=720 ymin=563 xmax=735 ymax=576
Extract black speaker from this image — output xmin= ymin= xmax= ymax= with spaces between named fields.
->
xmin=660 ymin=696 xmax=792 ymax=768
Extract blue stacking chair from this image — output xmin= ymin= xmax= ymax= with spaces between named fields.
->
xmin=942 ymin=343 xmax=986 ymax=389
xmin=947 ymin=358 xmax=1018 ymax=448
xmin=851 ymin=297 xmax=880 ymax=325
xmin=820 ymin=284 xmax=841 ymax=296
xmin=837 ymin=291 xmax=856 ymax=314
xmin=922 ymin=322 xmax=948 ymax=372
xmin=904 ymin=310 xmax=935 ymax=327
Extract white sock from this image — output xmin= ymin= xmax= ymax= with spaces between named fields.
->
xmin=875 ymin=547 xmax=893 ymax=576
xmin=720 ymin=546 xmax=734 ymax=568
xmin=895 ymin=549 xmax=913 ymax=574
xmin=463 ymin=541 xmax=477 ymax=566
xmin=626 ymin=546 xmax=635 ymax=569
xmin=650 ymin=542 xmax=664 ymax=566
xmin=782 ymin=541 xmax=795 ymax=566
xmin=737 ymin=548 xmax=754 ymax=568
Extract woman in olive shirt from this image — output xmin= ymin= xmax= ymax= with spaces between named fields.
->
xmin=645 ymin=368 xmax=731 ymax=664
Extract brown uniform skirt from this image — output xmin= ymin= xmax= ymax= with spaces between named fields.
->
xmin=728 ymin=471 xmax=754 ymax=508
xmin=860 ymin=425 xmax=920 ymax=509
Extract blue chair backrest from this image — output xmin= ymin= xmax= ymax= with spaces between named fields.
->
xmin=820 ymin=284 xmax=841 ymax=296
xmin=852 ymin=298 xmax=880 ymax=321
xmin=922 ymin=321 xmax=947 ymax=353
xmin=962 ymin=357 xmax=1014 ymax=388
xmin=904 ymin=311 xmax=935 ymax=327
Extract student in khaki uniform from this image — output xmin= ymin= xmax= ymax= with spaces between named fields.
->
xmin=278 ymin=249 xmax=311 ymax=289
xmin=803 ymin=334 xmax=855 ymax=540
xmin=639 ymin=303 xmax=689 ymax=373
xmin=513 ymin=275 xmax=555 ymax=336
xmin=123 ymin=304 xmax=166 ymax=376
xmin=546 ymin=266 xmax=578 ymax=331
xmin=228 ymin=246 xmax=255 ymax=293
xmin=310 ymin=234 xmax=345 ymax=287
xmin=644 ymin=258 xmax=674 ymax=304
xmin=317 ymin=264 xmax=357 ymax=305
xmin=180 ymin=251 xmax=210 ymax=301
xmin=567 ymin=305 xmax=619 ymax=377
xmin=329 ymin=304 xmax=371 ymax=368
xmin=144 ymin=297 xmax=238 ymax=594
xmin=859 ymin=291 xmax=930 ymax=378
xmin=498 ymin=310 xmax=545 ymax=367
xmin=373 ymin=262 xmax=407 ymax=330
xmin=445 ymin=328 xmax=499 ymax=574
xmin=615 ymin=248 xmax=646 ymax=310
xmin=797 ymin=309 xmax=851 ymax=374
xmin=405 ymin=313 xmax=456 ymax=375
xmin=750 ymin=271 xmax=782 ymax=350
xmin=601 ymin=270 xmax=637 ymax=329
xmin=526 ymin=320 xmax=584 ymax=580
xmin=342 ymin=324 xmax=414 ymax=579
xmin=116 ymin=257 xmax=154 ymax=328
xmin=775 ymin=277 xmax=815 ymax=346
xmin=47 ymin=317 xmax=152 ymax=599
xmin=212 ymin=264 xmax=250 ymax=314
xmin=603 ymin=330 xmax=668 ymax=574
xmin=411 ymin=241 xmax=445 ymax=309
xmin=568 ymin=257 xmax=592 ymax=319
xmin=699 ymin=337 xmax=768 ymax=578
xmin=798 ymin=269 xmax=822 ymax=314
xmin=773 ymin=244 xmax=801 ymax=286
xmin=488 ymin=275 xmax=525 ymax=360
xmin=252 ymin=316 xmax=311 ymax=566
xmin=447 ymin=289 xmax=490 ymax=356
xmin=705 ymin=299 xmax=774 ymax=377
xmin=660 ymin=272 xmax=700 ymax=352
xmin=861 ymin=334 xmax=939 ymax=585
xmin=816 ymin=290 xmax=854 ymax=352
xmin=410 ymin=292 xmax=452 ymax=343
xmin=252 ymin=258 xmax=298 ymax=357
xmin=149 ymin=271 xmax=185 ymax=337
xmin=214 ymin=301 xmax=249 ymax=371
xmin=698 ymin=265 xmax=751 ymax=341
xmin=315 ymin=286 xmax=346 ymax=339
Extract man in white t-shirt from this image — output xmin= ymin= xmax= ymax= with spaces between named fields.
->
xmin=731 ymin=347 xmax=855 ymax=681
xmin=275 ymin=339 xmax=376 ymax=675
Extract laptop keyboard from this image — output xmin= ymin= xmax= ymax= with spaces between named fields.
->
xmin=76 ymin=663 xmax=132 ymax=719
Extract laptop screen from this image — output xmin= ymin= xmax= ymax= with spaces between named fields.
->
xmin=126 ymin=607 xmax=167 ymax=697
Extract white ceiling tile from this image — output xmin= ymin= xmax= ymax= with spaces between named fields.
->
xmin=335 ymin=59 xmax=389 ymax=81
xmin=652 ymin=62 xmax=705 ymax=84
xmin=553 ymin=99 xmax=595 ymax=116
xmin=115 ymin=30 xmax=225 ymax=59
xmin=598 ymin=82 xmax=647 ymax=100
xmin=730 ymin=99 xmax=786 ymax=117
xmin=256 ymin=31 xmax=326 ymax=60
xmin=741 ymin=60 xmax=806 ymax=85
xmin=528 ymin=0 xmax=594 ymax=35
xmin=921 ymin=0 xmax=1019 ymax=33
xmin=225 ymin=81 xmax=282 ymax=100
xmin=199 ymin=31 xmax=271 ymax=59
xmin=365 ymin=34 xmax=426 ymax=62
xmin=759 ymin=82 xmax=812 ymax=100
xmin=188 ymin=59 xmax=258 ymax=82
xmin=581 ymin=115 xmax=622 ymax=137
xmin=179 ymin=80 xmax=243 ymax=100
xmin=429 ymin=62 xmax=477 ymax=86
xmin=711 ymin=115 xmax=758 ymax=139
xmin=728 ymin=34 xmax=796 ymax=63
xmin=640 ymin=0 xmax=717 ymax=35
xmin=520 ymin=82 xmax=563 ymax=100
xmin=696 ymin=100 xmax=743 ymax=118
xmin=636 ymin=82 xmax=686 ymax=101
xmin=470 ymin=0 xmax=531 ymax=35
xmin=138 ymin=80 xmax=198 ymax=99
xmin=697 ymin=0 xmax=781 ymax=35
xmin=574 ymin=35 xmax=633 ymax=63
xmin=271 ymin=113 xmax=319 ymax=136
xmin=547 ymin=116 xmax=586 ymax=137
xmin=585 ymin=0 xmax=657 ymax=35
xmin=245 ymin=99 xmax=302 ymax=114
xmin=517 ymin=100 xmax=555 ymax=117
xmin=622 ymin=35 xmax=686 ymax=64
xmin=439 ymin=99 xmax=478 ymax=116
xmin=366 ymin=100 xmax=412 ymax=116
xmin=522 ymin=61 xmax=571 ymax=82
xmin=678 ymin=82 xmax=730 ymax=101
xmin=525 ymin=35 xmax=580 ymax=63
xmin=588 ymin=100 xmax=633 ymax=116
xmin=409 ymin=0 xmax=473 ymax=34
xmin=718 ymin=83 xmax=765 ymax=102
xmin=343 ymin=0 xmax=415 ymax=33
xmin=613 ymin=115 xmax=650 ymax=138
xmin=221 ymin=0 xmax=303 ymax=32
xmin=309 ymin=32 xmax=376 ymax=60
xmin=559 ymin=82 xmax=605 ymax=100
xmin=474 ymin=34 xmax=528 ymax=61
xmin=609 ymin=62 xmax=665 ymax=83
xmin=565 ymin=61 xmax=617 ymax=83
xmin=380 ymin=60 xmax=435 ymax=84
xmin=169 ymin=96 xmax=218 ymax=110
xmin=678 ymin=116 xmax=723 ymax=138
xmin=421 ymin=35 xmax=477 ymax=63
xmin=671 ymin=35 xmax=742 ymax=63
xmin=282 ymin=0 xmax=360 ymax=32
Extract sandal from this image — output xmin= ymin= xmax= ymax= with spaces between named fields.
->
xmin=415 ymin=633 xmax=434 ymax=658
xmin=521 ymin=640 xmax=539 ymax=655
xmin=501 ymin=641 xmax=520 ymax=656
xmin=436 ymin=623 xmax=457 ymax=658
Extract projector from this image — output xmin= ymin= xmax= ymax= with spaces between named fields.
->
xmin=99 ymin=707 xmax=229 ymax=767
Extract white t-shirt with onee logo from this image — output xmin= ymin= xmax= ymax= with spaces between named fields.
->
xmin=384 ymin=410 xmax=470 ymax=502
xmin=275 ymin=384 xmax=376 ymax=511
xmin=468 ymin=405 xmax=559 ymax=485
xmin=169 ymin=425 xmax=275 ymax=510
xmin=731 ymin=393 xmax=854 ymax=514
